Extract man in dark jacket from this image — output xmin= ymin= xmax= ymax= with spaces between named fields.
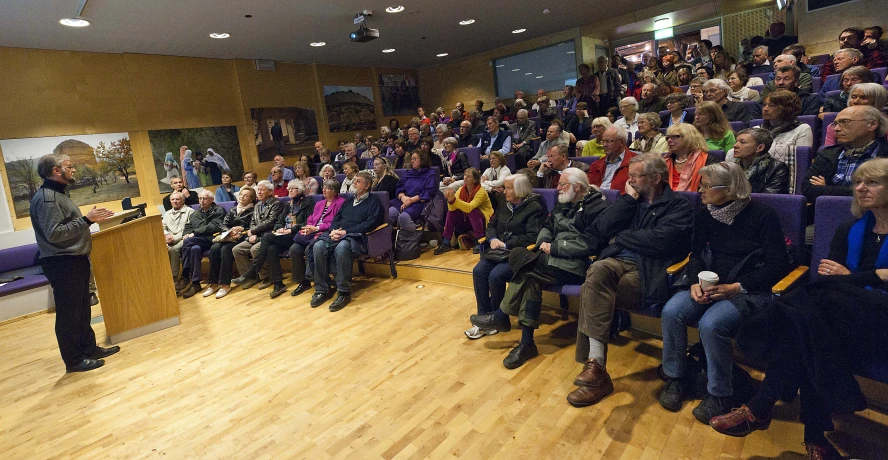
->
xmin=309 ymin=171 xmax=384 ymax=311
xmin=509 ymin=109 xmax=538 ymax=167
xmin=179 ymin=190 xmax=226 ymax=298
xmin=760 ymin=66 xmax=821 ymax=116
xmin=537 ymin=144 xmax=590 ymax=189
xmin=162 ymin=176 xmax=198 ymax=211
xmin=802 ymin=106 xmax=888 ymax=203
xmin=233 ymin=180 xmax=284 ymax=290
xmin=567 ymin=153 xmax=694 ymax=408
xmin=702 ymin=79 xmax=752 ymax=124
xmin=470 ymin=168 xmax=610 ymax=369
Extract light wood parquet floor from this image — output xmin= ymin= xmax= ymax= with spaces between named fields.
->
xmin=2 ymin=273 xmax=888 ymax=459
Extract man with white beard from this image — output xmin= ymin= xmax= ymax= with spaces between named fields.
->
xmin=469 ymin=168 xmax=610 ymax=369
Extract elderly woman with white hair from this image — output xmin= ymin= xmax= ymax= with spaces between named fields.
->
xmin=657 ymin=162 xmax=790 ymax=423
xmin=440 ymin=136 xmax=471 ymax=187
xmin=630 ymin=112 xmax=668 ymax=155
xmin=466 ymin=174 xmax=546 ymax=339
xmin=614 ymin=97 xmax=640 ymax=138
xmin=580 ymin=117 xmax=612 ymax=158
xmin=469 ymin=168 xmax=609 ymax=369
xmin=432 ymin=123 xmax=451 ymax=154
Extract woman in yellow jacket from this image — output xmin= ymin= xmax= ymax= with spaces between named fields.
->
xmin=434 ymin=167 xmax=494 ymax=254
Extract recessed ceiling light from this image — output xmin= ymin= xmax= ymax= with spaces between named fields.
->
xmin=386 ymin=6 xmax=405 ymax=13
xmin=512 ymin=28 xmax=526 ymax=34
xmin=524 ymin=72 xmax=533 ymax=75
xmin=436 ymin=53 xmax=448 ymax=57
xmin=495 ymin=64 xmax=505 ymax=68
xmin=459 ymin=19 xmax=475 ymax=25
xmin=511 ymin=69 xmax=520 ymax=72
xmin=382 ymin=48 xmax=396 ymax=53
xmin=536 ymin=76 xmax=544 ymax=79
xmin=310 ymin=42 xmax=326 ymax=47
xmin=210 ymin=33 xmax=230 ymax=39
xmin=567 ymin=51 xmax=575 ymax=54
xmin=59 ymin=18 xmax=90 ymax=27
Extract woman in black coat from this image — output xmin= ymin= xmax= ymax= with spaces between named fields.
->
xmin=657 ymin=162 xmax=789 ymax=424
xmin=204 ymin=187 xmax=257 ymax=298
xmin=466 ymin=174 xmax=546 ymax=339
xmin=710 ymin=158 xmax=888 ymax=459
xmin=731 ymin=128 xmax=790 ymax=194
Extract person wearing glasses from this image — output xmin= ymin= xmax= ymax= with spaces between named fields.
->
xmin=657 ymin=162 xmax=790 ymax=423
xmin=568 ymin=153 xmax=694 ymax=408
xmin=701 ymin=79 xmax=752 ymax=124
xmin=663 ymin=122 xmax=718 ymax=191
xmin=803 ymin=105 xmax=888 ymax=204
xmin=469 ymin=168 xmax=609 ymax=369
xmin=588 ymin=126 xmax=637 ymax=191
xmin=823 ymin=82 xmax=887 ymax=147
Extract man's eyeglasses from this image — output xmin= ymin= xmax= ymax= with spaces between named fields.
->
xmin=830 ymin=119 xmax=866 ymax=129
xmin=699 ymin=184 xmax=728 ymax=190
xmin=664 ymin=135 xmax=684 ymax=140
xmin=556 ymin=182 xmax=573 ymax=190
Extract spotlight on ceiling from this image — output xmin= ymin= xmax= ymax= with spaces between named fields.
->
xmin=385 ymin=6 xmax=404 ymax=13
xmin=512 ymin=28 xmax=526 ymax=34
xmin=436 ymin=53 xmax=449 ymax=57
xmin=60 ymin=17 xmax=91 ymax=27
xmin=382 ymin=48 xmax=396 ymax=53
xmin=459 ymin=19 xmax=475 ymax=25
xmin=310 ymin=42 xmax=326 ymax=47
xmin=210 ymin=33 xmax=231 ymax=39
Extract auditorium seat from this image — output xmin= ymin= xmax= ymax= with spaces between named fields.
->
xmin=750 ymin=74 xmax=770 ymax=83
xmin=729 ymin=121 xmax=745 ymax=132
xmin=872 ymin=67 xmax=887 ymax=83
xmin=570 ymin=157 xmax=595 ymax=166
xmin=794 ymin=146 xmax=813 ymax=195
xmin=821 ymin=112 xmax=838 ymax=146
xmin=708 ymin=150 xmax=726 ymax=162
xmin=747 ymin=84 xmax=764 ymax=93
xmin=460 ymin=146 xmax=482 ymax=169
xmin=824 ymin=89 xmax=842 ymax=100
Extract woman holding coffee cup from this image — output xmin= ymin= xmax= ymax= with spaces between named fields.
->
xmin=710 ymin=158 xmax=888 ymax=458
xmin=657 ymin=162 xmax=790 ymax=424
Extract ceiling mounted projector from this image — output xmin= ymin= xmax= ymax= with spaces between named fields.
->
xmin=350 ymin=12 xmax=379 ymax=43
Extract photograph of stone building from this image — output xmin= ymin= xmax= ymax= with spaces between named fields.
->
xmin=323 ymin=86 xmax=377 ymax=132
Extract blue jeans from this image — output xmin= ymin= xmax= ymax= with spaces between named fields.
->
xmin=472 ymin=258 xmax=513 ymax=315
xmin=661 ymin=290 xmax=742 ymax=397
xmin=312 ymin=238 xmax=356 ymax=294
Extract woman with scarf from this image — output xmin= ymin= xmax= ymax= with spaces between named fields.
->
xmin=230 ymin=180 xmax=315 ymax=299
xmin=630 ymin=112 xmax=668 ymax=155
xmin=657 ymin=161 xmax=790 ymax=424
xmin=761 ymin=90 xmax=814 ymax=193
xmin=439 ymin=137 xmax=471 ymax=188
xmin=180 ymin=146 xmax=201 ymax=189
xmin=694 ymin=101 xmax=736 ymax=152
xmin=664 ymin=122 xmax=717 ymax=191
xmin=466 ymin=174 xmax=545 ymax=339
xmin=214 ymin=172 xmax=240 ymax=202
xmin=710 ymin=158 xmax=888 ymax=460
xmin=161 ymin=152 xmax=179 ymax=185
xmin=726 ymin=69 xmax=760 ymax=102
xmin=434 ymin=168 xmax=493 ymax=254
xmin=729 ymin=128 xmax=790 ymax=194
xmin=202 ymin=187 xmax=256 ymax=299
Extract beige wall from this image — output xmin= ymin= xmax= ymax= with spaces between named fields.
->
xmin=797 ymin=0 xmax=880 ymax=56
xmin=0 ymin=47 xmax=417 ymax=230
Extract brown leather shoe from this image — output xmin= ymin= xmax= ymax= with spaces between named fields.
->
xmin=804 ymin=442 xmax=840 ymax=460
xmin=573 ymin=358 xmax=609 ymax=387
xmin=567 ymin=381 xmax=614 ymax=407
xmin=709 ymin=405 xmax=771 ymax=437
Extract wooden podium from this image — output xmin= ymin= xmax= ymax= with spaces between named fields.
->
xmin=91 ymin=214 xmax=180 ymax=344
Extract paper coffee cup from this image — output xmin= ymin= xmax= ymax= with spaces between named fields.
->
xmin=698 ymin=271 xmax=719 ymax=289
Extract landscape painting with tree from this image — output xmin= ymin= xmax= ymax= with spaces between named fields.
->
xmin=147 ymin=126 xmax=244 ymax=193
xmin=1 ymin=132 xmax=139 ymax=219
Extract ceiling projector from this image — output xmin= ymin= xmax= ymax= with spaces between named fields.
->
xmin=350 ymin=24 xmax=379 ymax=43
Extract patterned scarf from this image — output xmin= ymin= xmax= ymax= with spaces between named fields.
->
xmin=235 ymin=202 xmax=254 ymax=216
xmin=707 ymin=198 xmax=749 ymax=225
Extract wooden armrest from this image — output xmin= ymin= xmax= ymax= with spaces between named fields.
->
xmin=367 ymin=223 xmax=389 ymax=234
xmin=527 ymin=244 xmax=536 ymax=250
xmin=666 ymin=254 xmax=690 ymax=275
xmin=476 ymin=237 xmax=487 ymax=244
xmin=772 ymin=266 xmax=809 ymax=295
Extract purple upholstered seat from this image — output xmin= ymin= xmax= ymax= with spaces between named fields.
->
xmin=569 ymin=156 xmax=595 ymax=166
xmin=729 ymin=121 xmax=746 ymax=132
xmin=794 ymin=146 xmax=813 ymax=195
xmin=0 ymin=244 xmax=49 ymax=297
xmin=532 ymin=188 xmax=558 ymax=213
xmin=811 ymin=196 xmax=854 ymax=282
xmin=460 ymin=147 xmax=482 ymax=169
xmin=707 ymin=150 xmax=726 ymax=162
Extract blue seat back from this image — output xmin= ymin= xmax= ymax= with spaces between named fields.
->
xmin=532 ymin=188 xmax=558 ymax=213
xmin=872 ymin=67 xmax=887 ymax=82
xmin=569 ymin=156 xmax=595 ymax=166
xmin=812 ymin=196 xmax=854 ymax=281
xmin=749 ymin=193 xmax=808 ymax=263
xmin=707 ymin=150 xmax=726 ymax=162
xmin=747 ymin=84 xmax=764 ymax=93
xmin=729 ymin=121 xmax=745 ymax=132
xmin=749 ymin=118 xmax=763 ymax=128
xmin=461 ymin=147 xmax=482 ymax=169
xmin=824 ymin=89 xmax=842 ymax=99
xmin=601 ymin=189 xmax=620 ymax=202
xmin=795 ymin=146 xmax=813 ymax=196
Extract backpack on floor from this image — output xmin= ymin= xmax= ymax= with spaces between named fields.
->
xmin=395 ymin=228 xmax=422 ymax=261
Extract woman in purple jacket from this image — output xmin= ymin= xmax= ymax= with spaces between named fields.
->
xmin=288 ymin=179 xmax=345 ymax=297
xmin=388 ymin=151 xmax=438 ymax=231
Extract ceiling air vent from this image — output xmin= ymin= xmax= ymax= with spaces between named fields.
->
xmin=255 ymin=59 xmax=276 ymax=71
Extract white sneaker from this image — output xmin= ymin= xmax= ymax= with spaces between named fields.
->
xmin=464 ymin=325 xmax=498 ymax=340
xmin=202 ymin=285 xmax=219 ymax=298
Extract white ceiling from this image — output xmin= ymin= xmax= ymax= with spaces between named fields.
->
xmin=0 ymin=0 xmax=669 ymax=69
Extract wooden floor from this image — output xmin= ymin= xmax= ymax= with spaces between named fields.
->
xmin=3 ymin=274 xmax=888 ymax=459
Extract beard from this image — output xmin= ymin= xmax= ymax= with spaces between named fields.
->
xmin=63 ymin=172 xmax=76 ymax=184
xmin=558 ymin=187 xmax=576 ymax=203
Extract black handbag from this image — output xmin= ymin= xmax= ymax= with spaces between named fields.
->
xmin=481 ymin=248 xmax=510 ymax=263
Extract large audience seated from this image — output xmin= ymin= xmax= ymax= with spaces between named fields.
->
xmin=147 ymin=20 xmax=888 ymax=457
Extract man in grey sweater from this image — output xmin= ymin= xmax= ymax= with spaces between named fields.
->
xmin=30 ymin=154 xmax=120 ymax=373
